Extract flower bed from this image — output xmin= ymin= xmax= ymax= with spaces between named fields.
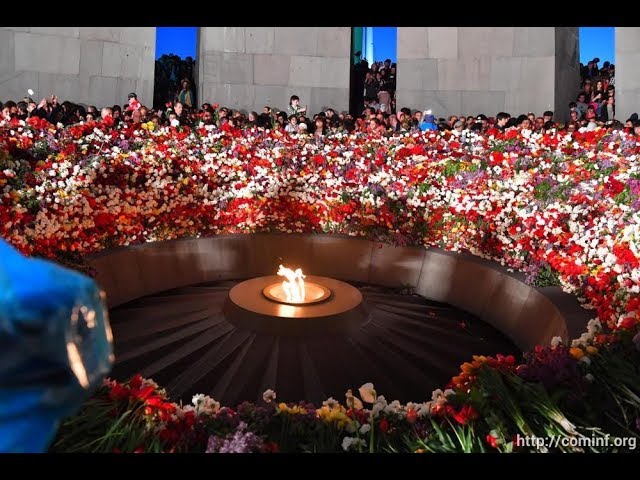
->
xmin=1 ymin=116 xmax=639 ymax=452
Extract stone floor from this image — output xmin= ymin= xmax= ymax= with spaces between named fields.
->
xmin=109 ymin=280 xmax=520 ymax=406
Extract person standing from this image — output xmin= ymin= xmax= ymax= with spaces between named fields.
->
xmin=176 ymin=79 xmax=195 ymax=109
xmin=287 ymin=95 xmax=307 ymax=117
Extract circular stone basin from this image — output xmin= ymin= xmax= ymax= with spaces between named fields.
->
xmin=224 ymin=275 xmax=367 ymax=335
xmin=262 ymin=281 xmax=331 ymax=305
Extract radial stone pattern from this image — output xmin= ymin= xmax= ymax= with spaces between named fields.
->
xmin=108 ymin=280 xmax=519 ymax=406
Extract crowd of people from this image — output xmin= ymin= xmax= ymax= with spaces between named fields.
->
xmin=352 ymin=58 xmax=397 ymax=115
xmin=153 ymin=54 xmax=197 ymax=110
xmin=570 ymin=58 xmax=617 ymax=124
xmin=2 ymin=63 xmax=640 ymax=139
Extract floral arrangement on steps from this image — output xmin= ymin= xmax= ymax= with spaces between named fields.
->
xmin=50 ymin=321 xmax=639 ymax=453
xmin=2 ymin=115 xmax=640 ymax=452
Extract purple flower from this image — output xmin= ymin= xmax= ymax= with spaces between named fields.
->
xmin=518 ymin=345 xmax=587 ymax=403
xmin=118 ymin=139 xmax=130 ymax=151
xmin=206 ymin=422 xmax=265 ymax=453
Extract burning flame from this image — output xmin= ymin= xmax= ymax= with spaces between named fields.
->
xmin=277 ymin=265 xmax=306 ymax=303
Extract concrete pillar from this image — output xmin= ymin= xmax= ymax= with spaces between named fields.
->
xmin=396 ymin=27 xmax=579 ymax=122
xmin=615 ymin=27 xmax=640 ymax=122
xmin=197 ymin=27 xmax=351 ymax=115
xmin=0 ymin=27 xmax=155 ymax=109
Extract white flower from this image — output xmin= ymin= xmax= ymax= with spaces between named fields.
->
xmin=192 ymin=394 xmax=220 ymax=414
xmin=358 ymin=382 xmax=377 ymax=404
xmin=551 ymin=336 xmax=563 ymax=348
xmin=359 ymin=424 xmax=371 ymax=434
xmin=342 ymin=436 xmax=366 ymax=451
xmin=262 ymin=389 xmax=276 ymax=403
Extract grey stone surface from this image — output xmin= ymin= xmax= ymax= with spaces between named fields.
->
xmin=198 ymin=27 xmax=351 ymax=113
xmin=554 ymin=28 xmax=580 ymax=121
xmin=616 ymin=27 xmax=640 ymax=53
xmin=202 ymin=52 xmax=223 ymax=84
xmin=220 ymin=53 xmax=254 ymax=84
xmin=101 ymin=42 xmax=122 ymax=77
xmin=457 ymin=28 xmax=514 ymax=58
xmin=0 ymin=29 xmax=15 ymax=77
xmin=427 ymin=27 xmax=457 ymax=59
xmin=14 ymin=32 xmax=81 ymax=75
xmin=438 ymin=57 xmax=492 ymax=91
xmin=80 ymin=40 xmax=104 ymax=77
xmin=120 ymin=28 xmax=155 ymax=48
xmin=79 ymin=27 xmax=121 ymax=42
xmin=316 ymin=28 xmax=351 ymax=58
xmin=290 ymin=55 xmax=348 ymax=89
xmin=513 ymin=27 xmax=555 ymax=57
xmin=396 ymin=90 xmax=462 ymax=116
xmin=222 ymin=27 xmax=246 ymax=53
xmin=88 ymin=76 xmax=118 ymax=107
xmin=245 ymin=28 xmax=275 ymax=54
xmin=518 ymin=56 xmax=555 ymax=94
xmin=615 ymin=28 xmax=640 ymax=121
xmin=274 ymin=27 xmax=318 ymax=56
xmin=252 ymin=85 xmax=289 ymax=112
xmin=397 ymin=27 xmax=429 ymax=60
xmin=397 ymin=58 xmax=438 ymax=90
xmin=30 ymin=27 xmax=79 ymax=37
xmin=489 ymin=57 xmax=522 ymax=92
xmin=1 ymin=27 xmax=154 ymax=108
xmin=202 ymin=27 xmax=224 ymax=51
xmin=37 ymin=73 xmax=80 ymax=103
xmin=617 ymin=52 xmax=640 ymax=89
xmin=213 ymin=83 xmax=257 ymax=111
xmin=0 ymin=71 xmax=39 ymax=104
xmin=461 ymin=91 xmax=507 ymax=117
xmin=253 ymin=54 xmax=291 ymax=86
xmin=310 ymin=87 xmax=349 ymax=114
xmin=117 ymin=78 xmax=139 ymax=104
xmin=396 ymin=27 xmax=579 ymax=119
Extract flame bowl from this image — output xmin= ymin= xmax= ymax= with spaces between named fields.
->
xmin=224 ymin=275 xmax=367 ymax=336
xmin=262 ymin=281 xmax=332 ymax=305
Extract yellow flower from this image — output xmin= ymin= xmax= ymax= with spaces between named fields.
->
xmin=316 ymin=405 xmax=352 ymax=430
xmin=569 ymin=347 xmax=585 ymax=360
xmin=277 ymin=403 xmax=308 ymax=415
xmin=586 ymin=346 xmax=598 ymax=355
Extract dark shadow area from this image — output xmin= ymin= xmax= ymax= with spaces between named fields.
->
xmin=108 ymin=280 xmax=519 ymax=406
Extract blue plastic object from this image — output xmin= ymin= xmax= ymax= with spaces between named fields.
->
xmin=0 ymin=240 xmax=113 ymax=452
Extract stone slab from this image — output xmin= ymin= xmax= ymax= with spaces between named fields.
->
xmin=14 ymin=32 xmax=81 ymax=75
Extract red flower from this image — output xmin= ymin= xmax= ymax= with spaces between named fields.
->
xmin=379 ymin=418 xmax=391 ymax=433
xmin=452 ymin=404 xmax=478 ymax=425
xmin=619 ymin=316 xmax=638 ymax=330
xmin=406 ymin=408 xmax=418 ymax=424
xmin=261 ymin=442 xmax=279 ymax=453
xmin=485 ymin=434 xmax=499 ymax=449
xmin=129 ymin=374 xmax=143 ymax=390
xmin=102 ymin=115 xmax=115 ymax=128
xmin=108 ymin=383 xmax=129 ymax=402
